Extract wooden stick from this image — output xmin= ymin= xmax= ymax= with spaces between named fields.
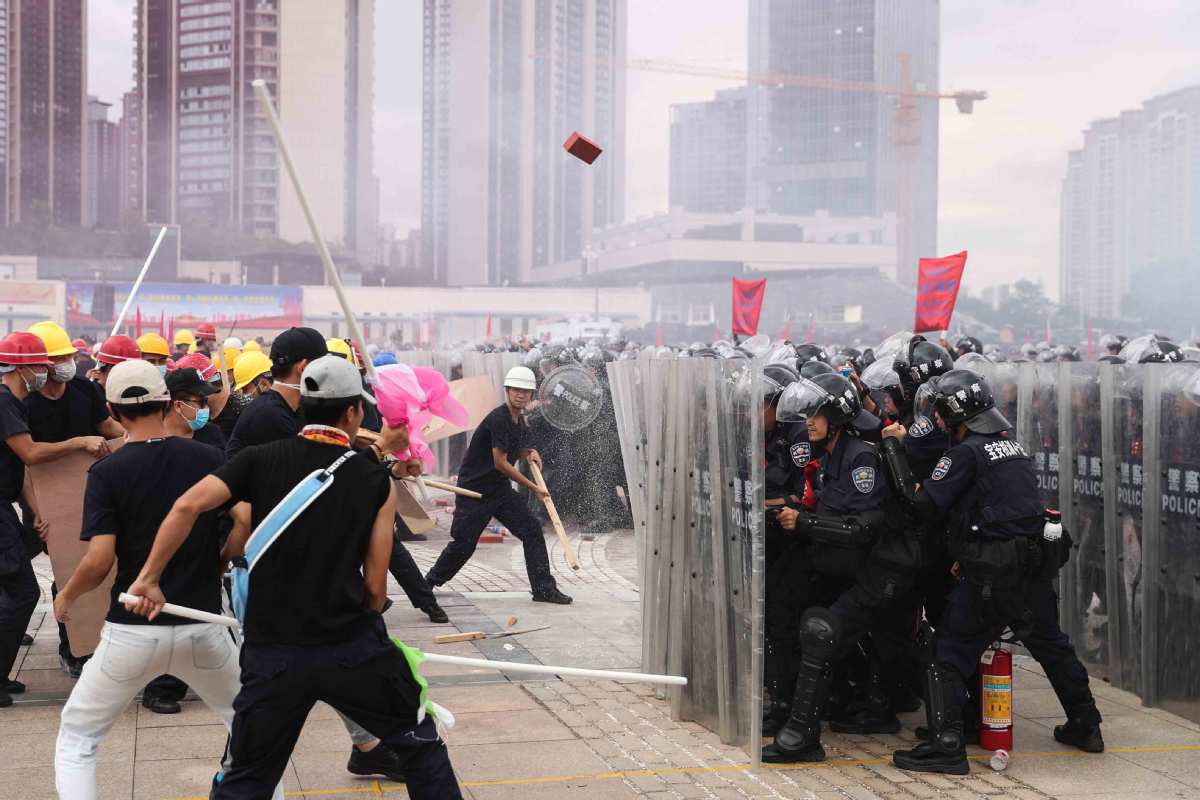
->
xmin=529 ymin=462 xmax=580 ymax=570
xmin=487 ymin=625 xmax=551 ymax=639
xmin=433 ymin=631 xmax=485 ymax=644
xmin=402 ymin=476 xmax=482 ymax=500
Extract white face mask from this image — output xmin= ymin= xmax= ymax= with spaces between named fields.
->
xmin=53 ymin=360 xmax=77 ymax=383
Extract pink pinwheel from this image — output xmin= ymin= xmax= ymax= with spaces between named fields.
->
xmin=397 ymin=367 xmax=469 ymax=470
xmin=373 ymin=363 xmax=427 ymax=429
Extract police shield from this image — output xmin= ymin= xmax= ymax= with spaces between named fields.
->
xmin=538 ymin=364 xmax=604 ymax=432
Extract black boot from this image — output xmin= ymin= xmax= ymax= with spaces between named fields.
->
xmin=893 ymin=664 xmax=969 ymax=775
xmin=1054 ymin=701 xmax=1104 ymax=753
xmin=830 ymin=657 xmax=901 ymax=735
xmin=762 ymin=656 xmax=833 ymax=763
xmin=762 ymin=640 xmax=791 ymax=737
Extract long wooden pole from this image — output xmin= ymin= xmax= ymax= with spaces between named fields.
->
xmin=251 ymin=79 xmax=378 ymax=386
xmin=529 ymin=462 xmax=580 ymax=570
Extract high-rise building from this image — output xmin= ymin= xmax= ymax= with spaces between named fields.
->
xmin=86 ymin=97 xmax=121 ymax=229
xmin=118 ymin=90 xmax=142 ymax=219
xmin=422 ymin=0 xmax=627 ymax=287
xmin=133 ymin=0 xmax=376 ymax=260
xmin=1059 ymin=85 xmax=1200 ymax=320
xmin=746 ymin=0 xmax=939 ymax=285
xmin=4 ymin=0 xmax=88 ymax=227
xmin=669 ymin=88 xmax=747 ymax=214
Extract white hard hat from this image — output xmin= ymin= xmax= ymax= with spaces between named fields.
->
xmin=223 ymin=336 xmax=244 ymax=350
xmin=503 ymin=365 xmax=537 ymax=391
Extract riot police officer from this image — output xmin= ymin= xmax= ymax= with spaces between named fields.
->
xmin=762 ymin=373 xmax=920 ymax=763
xmin=889 ymin=369 xmax=1103 ymax=775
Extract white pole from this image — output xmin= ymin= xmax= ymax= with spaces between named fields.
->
xmin=111 ymin=226 xmax=168 ymax=337
xmin=250 ymin=79 xmax=378 ymax=385
xmin=118 ymin=594 xmax=687 ymax=686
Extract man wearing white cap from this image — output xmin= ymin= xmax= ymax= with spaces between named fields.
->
xmin=124 ymin=355 xmax=462 ymax=799
xmin=425 ymin=366 xmax=572 ymax=604
xmin=52 ymin=360 xmax=283 ymax=800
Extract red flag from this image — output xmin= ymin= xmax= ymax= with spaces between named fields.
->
xmin=713 ymin=321 xmax=721 ymax=341
xmin=1045 ymin=316 xmax=1052 ymax=345
xmin=913 ymin=251 xmax=967 ymax=334
xmin=135 ymin=307 xmax=143 ymax=338
xmin=731 ymin=278 xmax=767 ymax=337
xmin=780 ymin=316 xmax=792 ymax=341
xmin=485 ymin=313 xmax=493 ymax=338
xmin=655 ymin=322 xmax=664 ymax=348
xmin=805 ymin=313 xmax=814 ymax=342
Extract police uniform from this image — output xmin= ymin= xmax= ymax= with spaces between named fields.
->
xmin=893 ymin=369 xmax=1102 ymax=775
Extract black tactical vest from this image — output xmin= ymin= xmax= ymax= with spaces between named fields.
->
xmin=955 ymin=433 xmax=1044 ymax=540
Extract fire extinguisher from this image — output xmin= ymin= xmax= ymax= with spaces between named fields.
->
xmin=980 ymin=642 xmax=1013 ymax=752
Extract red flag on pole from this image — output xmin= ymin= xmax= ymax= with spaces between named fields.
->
xmin=485 ymin=313 xmax=493 ymax=339
xmin=731 ymin=278 xmax=767 ymax=337
xmin=1045 ymin=316 xmax=1053 ymax=345
xmin=913 ymin=251 xmax=968 ymax=334
xmin=655 ymin=322 xmax=664 ymax=348
xmin=1086 ymin=320 xmax=1094 ymax=361
xmin=135 ymin=307 xmax=143 ymax=338
xmin=780 ymin=315 xmax=792 ymax=342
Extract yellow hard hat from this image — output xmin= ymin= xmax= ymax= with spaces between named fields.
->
xmin=243 ymin=340 xmax=262 ymax=353
xmin=223 ymin=347 xmax=242 ymax=369
xmin=233 ymin=350 xmax=273 ymax=391
xmin=326 ymin=338 xmax=352 ymax=359
xmin=28 ymin=321 xmax=77 ymax=358
xmin=174 ymin=328 xmax=195 ymax=347
xmin=136 ymin=332 xmax=171 ymax=358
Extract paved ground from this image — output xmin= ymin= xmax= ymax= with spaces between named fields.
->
xmin=5 ymin=499 xmax=1200 ymax=799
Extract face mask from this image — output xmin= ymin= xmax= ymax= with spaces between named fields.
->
xmin=21 ymin=368 xmax=48 ymax=393
xmin=179 ymin=403 xmax=210 ymax=432
xmin=53 ymin=361 xmax=77 ymax=383
xmin=274 ymin=381 xmax=301 ymax=392
xmin=157 ymin=364 xmax=168 ymax=377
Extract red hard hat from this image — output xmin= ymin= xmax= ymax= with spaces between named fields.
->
xmin=97 ymin=335 xmax=142 ymax=366
xmin=195 ymin=322 xmax=218 ymax=341
xmin=71 ymin=338 xmax=88 ymax=350
xmin=173 ymin=353 xmax=217 ymax=381
xmin=0 ymin=332 xmax=53 ymax=366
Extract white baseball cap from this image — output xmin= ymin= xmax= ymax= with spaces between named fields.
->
xmin=106 ymin=359 xmax=171 ymax=405
xmin=301 ymin=355 xmax=376 ymax=404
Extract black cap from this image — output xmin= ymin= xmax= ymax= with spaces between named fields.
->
xmin=165 ymin=367 xmax=218 ymax=398
xmin=270 ymin=327 xmax=328 ymax=368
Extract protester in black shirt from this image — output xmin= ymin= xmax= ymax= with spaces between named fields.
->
xmin=165 ymin=368 xmax=227 ymax=452
xmin=426 ymin=366 xmax=572 ymax=604
xmin=126 ymin=355 xmax=463 ymax=800
xmin=0 ymin=333 xmax=107 ymax=708
xmin=226 ymin=327 xmax=327 ymax=457
xmin=52 ymin=358 xmax=284 ymax=799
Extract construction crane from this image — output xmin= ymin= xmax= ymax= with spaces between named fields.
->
xmin=530 ymin=50 xmax=987 ymax=286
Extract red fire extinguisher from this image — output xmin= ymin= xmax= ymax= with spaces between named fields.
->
xmin=980 ymin=643 xmax=1013 ymax=752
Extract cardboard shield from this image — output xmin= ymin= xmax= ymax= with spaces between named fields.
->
xmin=30 ymin=445 xmax=121 ymax=658
xmin=395 ymin=479 xmax=435 ymax=535
xmin=420 ymin=376 xmax=496 ymax=443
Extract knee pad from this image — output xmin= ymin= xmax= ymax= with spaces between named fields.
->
xmin=798 ymin=607 xmax=841 ymax=663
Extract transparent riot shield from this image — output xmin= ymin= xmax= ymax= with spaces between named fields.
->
xmin=1145 ymin=364 xmax=1200 ymax=722
xmin=1059 ymin=363 xmax=1111 ymax=681
xmin=1015 ymin=362 xmax=1061 ymax=509
xmin=607 ymin=360 xmax=651 ymax=595
xmin=1101 ymin=364 xmax=1144 ymax=695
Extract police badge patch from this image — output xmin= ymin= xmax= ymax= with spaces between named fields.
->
xmin=790 ymin=442 xmax=811 ymax=467
xmin=909 ymin=415 xmax=934 ymax=438
xmin=931 ymin=456 xmax=952 ymax=481
xmin=852 ymin=466 xmax=876 ymax=493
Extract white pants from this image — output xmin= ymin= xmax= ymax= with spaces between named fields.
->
xmin=55 ymin=622 xmax=284 ymax=800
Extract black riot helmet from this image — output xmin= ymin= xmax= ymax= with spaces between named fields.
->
xmin=954 ymin=335 xmax=984 ymax=357
xmin=800 ymin=360 xmax=835 ymax=380
xmin=894 ymin=335 xmax=953 ymax=396
xmin=793 ymin=343 xmax=827 ymax=368
xmin=776 ymin=373 xmax=868 ymax=430
xmin=762 ymin=363 xmax=800 ymax=406
xmin=928 ymin=369 xmax=1011 ymax=435
xmin=1054 ymin=344 xmax=1081 ymax=362
xmin=1127 ymin=337 xmax=1185 ymax=364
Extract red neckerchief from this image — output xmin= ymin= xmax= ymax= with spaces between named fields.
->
xmin=299 ymin=424 xmax=350 ymax=447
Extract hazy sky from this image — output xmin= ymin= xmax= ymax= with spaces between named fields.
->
xmin=88 ymin=1 xmax=1200 ymax=297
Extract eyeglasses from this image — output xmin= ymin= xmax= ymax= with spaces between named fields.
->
xmin=178 ymin=397 xmax=209 ymax=410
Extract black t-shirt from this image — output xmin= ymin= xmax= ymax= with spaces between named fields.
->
xmin=25 ymin=376 xmax=109 ymax=442
xmin=193 ymin=421 xmax=227 ymax=451
xmin=214 ymin=437 xmax=391 ymax=645
xmin=82 ymin=438 xmax=225 ymax=625
xmin=215 ymin=391 xmax=251 ymax=439
xmin=226 ymin=390 xmax=301 ymax=457
xmin=0 ymin=386 xmax=29 ymax=504
xmin=457 ymin=404 xmax=527 ymax=494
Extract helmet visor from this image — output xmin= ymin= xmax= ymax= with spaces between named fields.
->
xmin=860 ymin=358 xmax=901 ymax=391
xmin=776 ymin=378 xmax=833 ymax=423
xmin=913 ymin=382 xmax=938 ymax=420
